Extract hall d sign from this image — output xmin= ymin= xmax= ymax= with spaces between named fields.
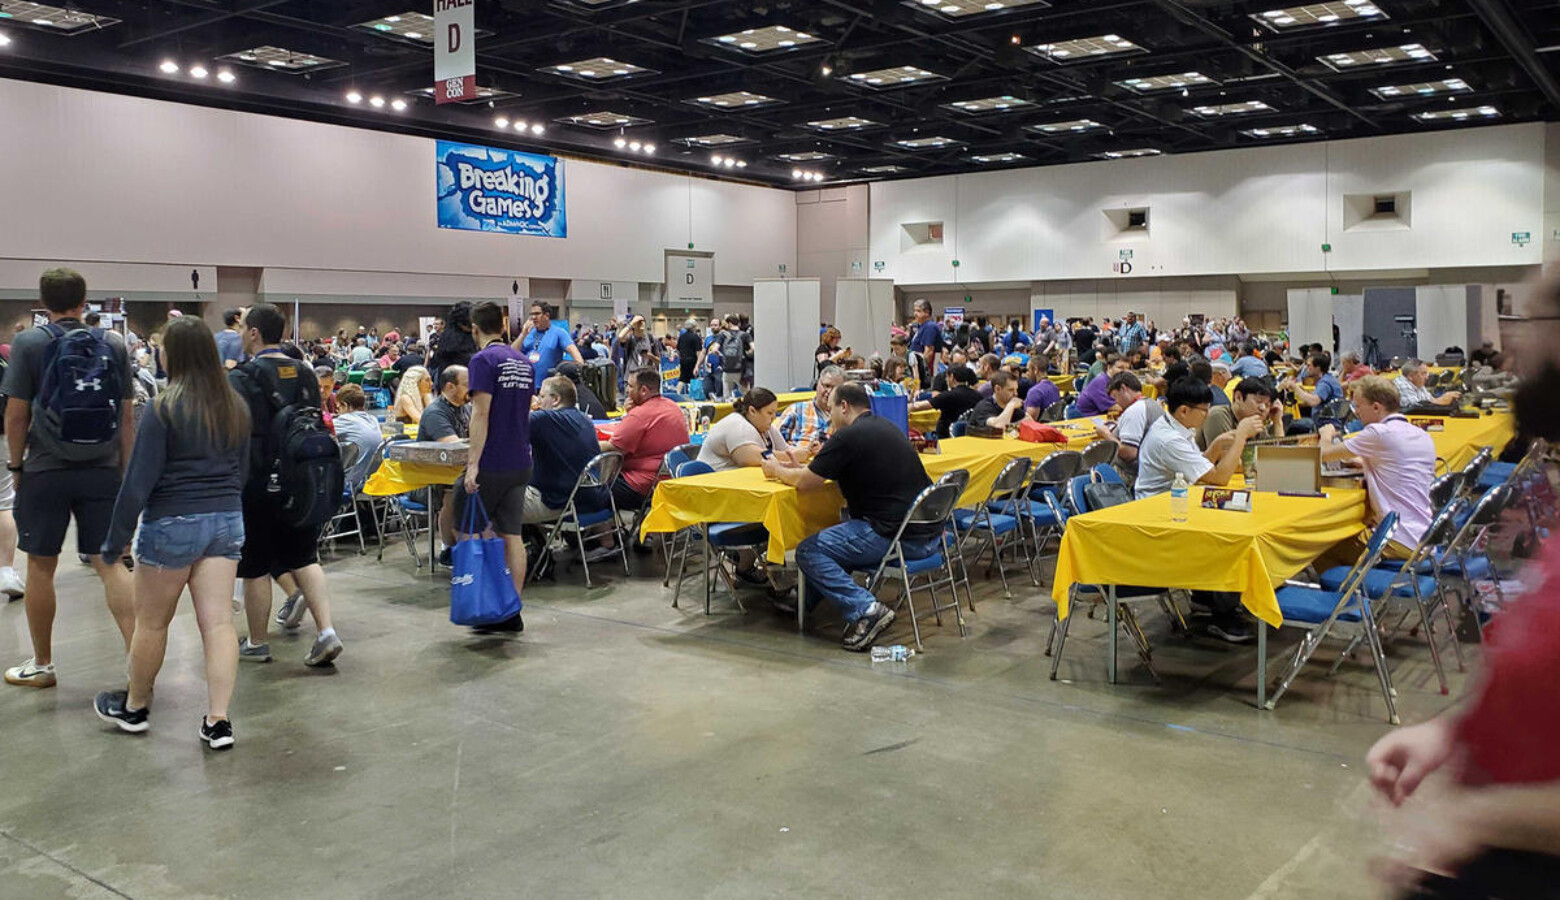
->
xmin=433 ymin=0 xmax=476 ymax=104
xmin=436 ymin=141 xmax=567 ymax=238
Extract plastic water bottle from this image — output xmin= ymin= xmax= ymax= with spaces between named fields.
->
xmin=1170 ymin=472 xmax=1189 ymax=523
xmin=870 ymin=645 xmax=915 ymax=663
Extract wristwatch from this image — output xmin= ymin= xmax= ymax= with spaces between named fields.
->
xmin=6 ymin=465 xmax=21 ymax=473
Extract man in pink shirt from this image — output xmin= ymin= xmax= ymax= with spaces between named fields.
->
xmin=1318 ymin=375 xmax=1435 ymax=558
xmin=601 ymin=369 xmax=689 ymax=513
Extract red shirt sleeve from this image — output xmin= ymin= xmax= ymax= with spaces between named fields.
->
xmin=610 ymin=406 xmax=648 ymax=456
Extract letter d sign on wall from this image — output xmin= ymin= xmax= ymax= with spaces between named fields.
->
xmin=434 ymin=0 xmax=476 ymax=104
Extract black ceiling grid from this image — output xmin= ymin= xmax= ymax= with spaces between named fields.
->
xmin=0 ymin=0 xmax=1552 ymax=187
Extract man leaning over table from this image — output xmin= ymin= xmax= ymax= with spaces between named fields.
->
xmin=763 ymin=383 xmax=936 ymax=652
xmin=1394 ymin=359 xmax=1463 ymax=409
xmin=1314 ymin=375 xmax=1435 ymax=570
xmin=1091 ymin=371 xmax=1159 ymax=477
xmin=1137 ymin=377 xmax=1266 ymax=643
xmin=1196 ymin=376 xmax=1284 ymax=452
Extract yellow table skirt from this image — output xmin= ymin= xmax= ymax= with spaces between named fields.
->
xmin=1427 ymin=412 xmax=1513 ymax=471
xmin=696 ymin=391 xmax=815 ymax=424
xmin=640 ymin=436 xmax=1067 ymax=564
xmin=1051 ymin=487 xmax=1368 ymax=628
xmin=364 ymin=460 xmax=460 ymax=497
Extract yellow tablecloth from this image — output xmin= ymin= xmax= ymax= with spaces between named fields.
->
xmin=363 ymin=460 xmax=459 ymax=496
xmin=695 ymin=391 xmax=815 ymax=424
xmin=1051 ymin=487 xmax=1368 ymax=628
xmin=640 ymin=436 xmax=1066 ymax=563
xmin=1426 ymin=412 xmax=1513 ymax=471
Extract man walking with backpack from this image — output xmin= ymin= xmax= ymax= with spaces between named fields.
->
xmin=715 ymin=315 xmax=751 ymax=398
xmin=3 ymin=268 xmax=136 ymax=688
xmin=229 ymin=304 xmax=344 ymax=667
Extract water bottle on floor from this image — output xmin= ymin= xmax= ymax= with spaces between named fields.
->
xmin=1170 ymin=472 xmax=1189 ymax=523
xmin=871 ymin=645 xmax=915 ymax=663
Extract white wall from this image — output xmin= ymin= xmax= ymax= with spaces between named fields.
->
xmin=1030 ymin=276 xmax=1239 ymax=329
xmin=796 ymin=185 xmax=870 ymax=322
xmin=0 ymin=78 xmax=797 ymax=286
xmin=870 ymin=124 xmax=1545 ymax=286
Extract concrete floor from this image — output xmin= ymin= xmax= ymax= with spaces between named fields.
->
xmin=0 ymin=535 xmax=1471 ymax=900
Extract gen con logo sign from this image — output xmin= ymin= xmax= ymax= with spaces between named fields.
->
xmin=436 ymin=141 xmax=568 ymax=238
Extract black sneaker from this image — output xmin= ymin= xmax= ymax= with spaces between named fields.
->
xmin=438 ymin=548 xmax=454 ymax=568
xmin=472 ymin=612 xmax=524 ymax=635
xmin=1206 ymin=619 xmax=1256 ymax=645
xmin=93 ymin=690 xmax=150 ymax=733
xmin=200 ymin=717 xmax=235 ymax=750
xmin=842 ymin=602 xmax=897 ymax=651
xmin=735 ymin=565 xmax=769 ymax=587
xmin=768 ymin=587 xmax=798 ymax=615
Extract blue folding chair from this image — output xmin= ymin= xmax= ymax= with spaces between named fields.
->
xmin=1430 ymin=484 xmax=1515 ymax=634
xmin=665 ymin=459 xmax=769 ymax=613
xmin=1265 ymin=513 xmax=1402 ymax=723
xmin=854 ymin=480 xmax=968 ymax=650
xmin=1091 ymin=463 xmax=1122 ymax=485
xmin=531 ymin=451 xmax=630 ymax=589
xmin=1063 ymin=403 xmax=1081 ymax=419
xmin=951 ymin=457 xmax=1035 ymax=601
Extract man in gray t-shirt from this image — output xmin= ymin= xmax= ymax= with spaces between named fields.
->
xmin=2 ymin=268 xmax=136 ymax=690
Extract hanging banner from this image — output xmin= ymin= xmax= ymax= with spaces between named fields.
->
xmin=436 ymin=141 xmax=567 ymax=238
xmin=433 ymin=0 xmax=476 ymax=104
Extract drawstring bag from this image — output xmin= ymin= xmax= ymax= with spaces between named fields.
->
xmin=449 ymin=492 xmax=523 ymax=627
xmin=1018 ymin=420 xmax=1068 ymax=444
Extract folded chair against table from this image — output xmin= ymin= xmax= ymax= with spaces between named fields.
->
xmin=1432 ymin=484 xmax=1515 ymax=632
xmin=320 ymin=441 xmax=367 ymax=555
xmin=1265 ymin=514 xmax=1402 ymax=724
xmin=1456 ymin=448 xmax=1494 ymax=500
xmin=853 ymin=479 xmax=967 ymax=650
xmin=1317 ymin=500 xmax=1466 ymax=695
xmin=952 ymin=457 xmax=1036 ymax=601
xmin=664 ymin=460 xmax=769 ymax=613
xmin=1029 ymin=450 xmax=1082 ymax=502
xmin=531 ymin=451 xmax=630 ymax=589
xmin=933 ymin=469 xmax=977 ymax=611
xmin=1080 ymin=439 xmax=1118 ymax=470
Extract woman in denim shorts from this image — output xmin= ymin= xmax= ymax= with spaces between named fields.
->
xmin=93 ymin=317 xmax=251 ymax=750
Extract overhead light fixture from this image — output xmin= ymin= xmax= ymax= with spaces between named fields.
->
xmin=894 ymin=136 xmax=960 ymax=150
xmin=1318 ymin=43 xmax=1436 ymax=70
xmin=1188 ymin=100 xmax=1274 ymax=117
xmin=557 ymin=110 xmax=654 ymax=129
xmin=217 ymin=45 xmax=345 ymax=73
xmin=495 ymin=116 xmax=510 ymax=128
xmin=673 ymin=133 xmax=753 ymax=147
xmin=1095 ymin=148 xmax=1163 ymax=159
xmin=819 ymin=63 xmax=833 ymax=77
xmin=159 ymin=59 xmax=179 ymax=74
xmin=1242 ymin=123 xmax=1321 ymax=138
xmin=369 ymin=96 xmax=386 ymax=108
xmin=346 ymin=90 xmax=363 ymax=103
xmin=909 ymin=0 xmax=1049 ymax=19
xmin=844 ymin=64 xmax=945 ymax=89
xmin=776 ymin=151 xmax=836 ymax=162
xmin=945 ymin=94 xmax=1034 ymax=114
xmin=707 ymin=24 xmax=825 ymax=54
xmin=190 ymin=64 xmax=210 ymax=79
xmin=1028 ymin=118 xmax=1104 ymax=134
xmin=643 ymin=143 xmax=655 ymax=154
xmin=390 ymin=98 xmax=407 ymax=111
xmin=1116 ymin=72 xmax=1217 ymax=93
xmin=806 ymin=116 xmax=880 ymax=131
xmin=216 ymin=68 xmax=236 ymax=83
xmin=1370 ymin=78 xmax=1471 ymax=100
xmin=859 ymin=164 xmax=910 ymax=174
xmin=0 ymin=31 xmax=9 ymax=47
xmin=512 ymin=120 xmax=529 ymax=132
xmin=970 ymin=152 xmax=1028 ymax=164
xmin=1025 ymin=33 xmax=1145 ymax=64
xmin=614 ymin=136 xmax=627 ymax=148
xmin=1413 ymin=105 xmax=1500 ymax=122
xmin=792 ymin=169 xmax=825 ymax=182
xmin=539 ymin=56 xmax=654 ymax=80
xmin=354 ymin=11 xmax=445 ymax=44
xmin=710 ymin=155 xmax=746 ymax=169
xmin=0 ymin=1 xmax=118 ymax=34
xmin=687 ymin=91 xmax=782 ymax=110
xmin=1252 ymin=2 xmax=1386 ymax=32
xmin=531 ymin=123 xmax=545 ymax=135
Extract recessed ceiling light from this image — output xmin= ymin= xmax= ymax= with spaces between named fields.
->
xmin=1115 ymin=72 xmax=1216 ymax=93
xmin=894 ymin=136 xmax=960 ymax=149
xmin=806 ymin=116 xmax=881 ymax=131
xmin=860 ymin=164 xmax=911 ymax=174
xmin=909 ymin=0 xmax=1048 ymax=18
xmin=1028 ymin=118 xmax=1104 ymax=134
xmin=970 ymin=152 xmax=1028 ymax=163
xmin=1318 ymin=43 xmax=1436 ymax=70
xmin=944 ymin=94 xmax=1035 ymax=114
xmin=1413 ymin=105 xmax=1500 ymax=122
xmin=1369 ymin=78 xmax=1471 ymax=100
xmin=707 ymin=24 xmax=825 ymax=53
xmin=496 ymin=117 xmax=511 ymax=128
xmin=1095 ymin=148 xmax=1163 ymax=159
xmin=346 ymin=90 xmax=362 ymax=103
xmin=539 ymin=56 xmax=653 ymax=80
xmin=0 ymin=32 xmax=9 ymax=47
xmin=512 ymin=120 xmax=529 ymax=132
xmin=674 ymin=133 xmax=753 ymax=147
xmin=1026 ymin=33 xmax=1145 ymax=63
xmin=776 ymin=151 xmax=836 ymax=162
xmin=390 ymin=98 xmax=407 ymax=111
xmin=189 ymin=64 xmax=208 ymax=79
xmin=369 ymin=96 xmax=386 ymax=108
xmin=354 ymin=11 xmax=438 ymax=44
xmin=217 ymin=45 xmax=344 ymax=73
xmin=558 ymin=110 xmax=654 ymax=129
xmin=614 ymin=137 xmax=627 ymax=148
xmin=687 ymin=91 xmax=782 ymax=110
xmin=1252 ymin=2 xmax=1386 ymax=32
xmin=1242 ymin=123 xmax=1321 ymax=138
xmin=158 ymin=60 xmax=179 ymax=74
xmin=0 ymin=1 xmax=118 ymax=34
xmin=1188 ymin=100 xmax=1274 ymax=117
xmin=531 ymin=123 xmax=545 ymax=135
xmin=216 ymin=68 xmax=235 ymax=83
xmin=844 ymin=65 xmax=944 ymax=89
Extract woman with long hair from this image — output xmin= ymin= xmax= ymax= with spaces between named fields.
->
xmin=93 ymin=316 xmax=251 ymax=750
xmin=393 ymin=365 xmax=431 ymax=424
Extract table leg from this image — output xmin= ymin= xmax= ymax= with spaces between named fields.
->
xmin=428 ymin=487 xmax=440 ymax=579
xmin=702 ymin=525 xmax=712 ymax=615
xmin=1257 ymin=621 xmax=1268 ymax=709
xmin=1107 ymin=584 xmax=1118 ymax=685
xmin=797 ymin=568 xmax=806 ymax=634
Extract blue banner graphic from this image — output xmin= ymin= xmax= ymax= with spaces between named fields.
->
xmin=436 ymin=141 xmax=567 ymax=238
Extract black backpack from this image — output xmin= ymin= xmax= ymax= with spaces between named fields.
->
xmin=240 ymin=360 xmax=344 ymax=529
xmin=35 ymin=324 xmax=123 ymax=462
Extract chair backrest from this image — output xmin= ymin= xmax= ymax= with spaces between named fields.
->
xmin=1063 ymin=403 xmax=1081 ymax=420
xmin=1332 ymin=512 xmax=1401 ymax=601
xmin=676 ymin=459 xmax=714 ymax=478
xmin=1035 ymin=449 xmax=1084 ymax=486
xmin=1072 ymin=374 xmax=1087 ymax=392
xmin=1065 ymin=474 xmax=1093 ymax=517
xmin=1081 ymin=439 xmax=1118 ymax=469
xmin=902 ymin=481 xmax=964 ymax=529
xmin=950 ymin=420 xmax=969 ymax=438
xmin=1428 ymin=471 xmax=1464 ymax=511
xmin=362 ymin=365 xmax=383 ymax=387
xmin=1091 ymin=463 xmax=1122 ymax=485
xmin=664 ymin=446 xmax=694 ymax=475
xmin=1418 ymin=499 xmax=1464 ymax=553
xmin=1041 ymin=398 xmax=1067 ymax=422
xmin=337 ymin=440 xmax=362 ymax=488
xmin=987 ymin=457 xmax=1033 ymax=501
xmin=1467 ymin=483 xmax=1513 ymax=527
xmin=1458 ymin=447 xmax=1494 ymax=492
xmin=935 ymin=467 xmax=971 ymax=497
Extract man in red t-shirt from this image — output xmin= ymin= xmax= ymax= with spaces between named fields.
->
xmin=601 ymin=369 xmax=689 ymax=513
xmin=1365 ymin=278 xmax=1560 ymax=891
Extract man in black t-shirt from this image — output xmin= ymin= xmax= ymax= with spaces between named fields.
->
xmin=1073 ymin=319 xmax=1098 ymax=365
xmin=969 ymin=370 xmax=1025 ymax=429
xmin=910 ymin=365 xmax=980 ymax=437
xmin=676 ymin=319 xmax=703 ymax=389
xmin=763 ymin=383 xmax=937 ymax=652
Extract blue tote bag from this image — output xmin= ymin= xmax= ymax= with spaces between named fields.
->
xmin=449 ymin=493 xmax=523 ymax=627
xmin=868 ymin=393 xmax=910 ymax=436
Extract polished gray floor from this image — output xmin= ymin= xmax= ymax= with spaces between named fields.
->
xmin=0 ymin=536 xmax=1470 ymax=899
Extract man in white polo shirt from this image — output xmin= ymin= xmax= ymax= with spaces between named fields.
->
xmin=1318 ymin=375 xmax=1436 ymax=559
xmin=1091 ymin=371 xmax=1161 ymax=480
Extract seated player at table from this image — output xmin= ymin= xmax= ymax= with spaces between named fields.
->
xmin=909 ymin=365 xmax=980 ymax=438
xmin=1137 ymin=378 xmax=1266 ymax=643
xmin=778 ymin=366 xmax=844 ymax=450
xmin=602 ymin=368 xmax=689 ymax=513
xmin=525 ymin=376 xmax=610 ymax=525
xmin=1196 ymin=376 xmax=1283 ymax=452
xmin=697 ymin=387 xmax=802 ymax=473
xmin=1006 ymin=358 xmax=1035 ymax=399
xmin=315 ymin=365 xmax=339 ymax=419
xmin=1092 ymin=372 xmax=1158 ymax=472
xmin=1187 ymin=357 xmax=1229 ymax=408
xmin=393 ymin=365 xmax=431 ymax=425
xmin=973 ymin=354 xmax=1002 ymax=397
xmin=970 ymin=370 xmax=1025 ymax=429
xmin=332 ymin=384 xmax=383 ymax=490
xmin=763 ymin=383 xmax=934 ymax=652
xmin=1317 ymin=375 xmax=1435 ymax=562
xmin=1339 ymin=351 xmax=1373 ymax=382
xmin=929 ymin=348 xmax=968 ymax=394
xmin=419 ymin=365 xmax=470 ymax=563
xmin=1076 ymin=355 xmax=1132 ymax=416
xmin=1024 ymin=357 xmax=1062 ymax=419
xmin=555 ymin=361 xmax=608 ymax=420
xmin=1393 ymin=359 xmax=1463 ymax=408
xmin=1209 ymin=359 xmax=1237 ymax=400
xmin=1229 ymin=342 xmax=1269 ymax=380
xmin=1279 ymin=352 xmax=1343 ymax=432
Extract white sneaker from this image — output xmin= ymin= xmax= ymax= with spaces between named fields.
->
xmin=0 ymin=568 xmax=23 ymax=600
xmin=5 ymin=658 xmax=56 ymax=688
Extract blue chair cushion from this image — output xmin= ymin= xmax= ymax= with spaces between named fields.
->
xmin=1276 ymin=585 xmax=1362 ymax=624
xmin=1318 ymin=565 xmax=1437 ymax=599
xmin=397 ymin=497 xmax=427 ymax=512
xmin=1022 ymin=507 xmax=1063 ymax=528
xmin=576 ymin=508 xmax=615 ymax=527
xmin=1479 ymin=462 xmax=1516 ymax=488
xmin=708 ymin=523 xmax=767 ymax=547
xmin=885 ymin=552 xmax=946 ymax=576
xmin=952 ymin=508 xmax=1019 ymax=535
xmin=1437 ymin=553 xmax=1492 ymax=580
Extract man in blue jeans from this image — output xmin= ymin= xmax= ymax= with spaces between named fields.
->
xmin=762 ymin=383 xmax=938 ymax=651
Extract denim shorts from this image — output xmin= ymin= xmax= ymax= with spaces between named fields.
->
xmin=135 ymin=511 xmax=246 ymax=569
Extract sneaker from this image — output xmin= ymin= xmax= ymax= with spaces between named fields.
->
xmin=275 ymin=591 xmax=307 ymax=630
xmin=768 ymin=588 xmax=798 ymax=615
xmin=77 ymin=553 xmax=92 ymax=566
xmin=438 ymin=548 xmax=453 ymax=568
xmin=1206 ymin=619 xmax=1256 ymax=645
xmin=735 ymin=565 xmax=770 ymax=587
xmin=304 ymin=632 xmax=343 ymax=667
xmin=0 ymin=568 xmax=24 ymax=600
xmin=583 ymin=544 xmax=619 ymax=564
xmin=200 ymin=717 xmax=235 ymax=751
xmin=471 ymin=612 xmax=524 ymax=635
xmin=238 ymin=638 xmax=272 ymax=662
xmin=842 ymin=602 xmax=897 ymax=652
xmin=4 ymin=658 xmax=56 ymax=688
xmin=93 ymin=690 xmax=150 ymax=733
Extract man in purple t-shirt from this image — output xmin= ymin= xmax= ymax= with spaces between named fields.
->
xmin=1075 ymin=355 xmax=1131 ymax=417
xmin=457 ymin=300 xmax=536 ymax=632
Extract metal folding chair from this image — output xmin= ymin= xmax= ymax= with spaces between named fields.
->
xmin=1080 ymin=439 xmax=1118 ymax=470
xmin=1040 ymin=399 xmax=1068 ymax=422
xmin=951 ymin=457 xmax=1035 ymax=601
xmin=1433 ymin=484 xmax=1515 ymax=631
xmin=1428 ymin=471 xmax=1464 ymax=511
xmin=664 ymin=460 xmax=768 ymax=613
xmin=320 ymin=441 xmax=367 ymax=555
xmin=1456 ymin=447 xmax=1494 ymax=499
xmin=1264 ymin=514 xmax=1402 ymax=724
xmin=533 ymin=451 xmax=631 ymax=589
xmin=856 ymin=480 xmax=968 ymax=650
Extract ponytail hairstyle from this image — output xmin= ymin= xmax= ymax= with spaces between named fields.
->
xmin=732 ymin=387 xmax=778 ymax=417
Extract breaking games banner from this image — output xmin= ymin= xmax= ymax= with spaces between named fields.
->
xmin=436 ymin=141 xmax=567 ymax=238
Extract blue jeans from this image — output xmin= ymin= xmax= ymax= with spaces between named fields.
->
xmin=135 ymin=511 xmax=246 ymax=569
xmin=796 ymin=519 xmax=936 ymax=623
